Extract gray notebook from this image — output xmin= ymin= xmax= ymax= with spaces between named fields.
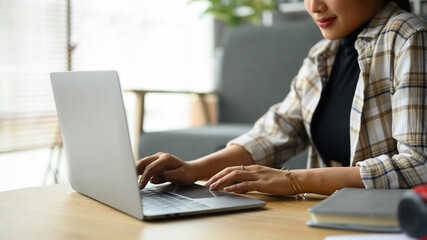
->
xmin=306 ymin=187 xmax=409 ymax=232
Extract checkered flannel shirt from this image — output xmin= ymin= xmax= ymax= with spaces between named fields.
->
xmin=228 ymin=2 xmax=427 ymax=189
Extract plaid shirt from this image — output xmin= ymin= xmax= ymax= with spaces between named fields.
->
xmin=228 ymin=3 xmax=427 ymax=189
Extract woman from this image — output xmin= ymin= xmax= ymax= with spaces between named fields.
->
xmin=136 ymin=0 xmax=427 ymax=196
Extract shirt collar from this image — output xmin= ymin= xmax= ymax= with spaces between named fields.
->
xmin=357 ymin=2 xmax=404 ymax=41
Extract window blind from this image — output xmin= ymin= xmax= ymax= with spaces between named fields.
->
xmin=0 ymin=0 xmax=68 ymax=153
xmin=0 ymin=0 xmax=214 ymax=153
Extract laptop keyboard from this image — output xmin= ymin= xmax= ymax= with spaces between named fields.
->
xmin=141 ymin=188 xmax=210 ymax=212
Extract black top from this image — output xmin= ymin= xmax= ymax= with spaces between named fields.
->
xmin=310 ymin=26 xmax=365 ymax=166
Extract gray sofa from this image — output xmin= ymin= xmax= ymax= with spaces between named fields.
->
xmin=137 ymin=17 xmax=323 ymax=169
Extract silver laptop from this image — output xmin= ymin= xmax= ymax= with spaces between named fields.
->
xmin=50 ymin=70 xmax=265 ymax=220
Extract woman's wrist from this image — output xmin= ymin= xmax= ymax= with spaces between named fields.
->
xmin=187 ymin=159 xmax=206 ymax=181
xmin=294 ymin=167 xmax=365 ymax=195
xmin=291 ymin=169 xmax=311 ymax=194
xmin=297 ymin=168 xmax=340 ymax=195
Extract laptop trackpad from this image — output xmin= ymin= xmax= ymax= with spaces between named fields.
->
xmin=157 ymin=183 xmax=229 ymax=199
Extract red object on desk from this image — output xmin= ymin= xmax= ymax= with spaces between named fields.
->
xmin=414 ymin=184 xmax=427 ymax=240
xmin=411 ymin=184 xmax=427 ymax=240
xmin=413 ymin=184 xmax=427 ymax=204
xmin=413 ymin=184 xmax=427 ymax=240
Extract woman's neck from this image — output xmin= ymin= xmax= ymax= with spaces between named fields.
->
xmin=341 ymin=23 xmax=368 ymax=55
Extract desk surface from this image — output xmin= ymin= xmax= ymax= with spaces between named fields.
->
xmin=0 ymin=184 xmax=363 ymax=240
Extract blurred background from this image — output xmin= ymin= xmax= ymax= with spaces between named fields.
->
xmin=0 ymin=0 xmax=215 ymax=191
xmin=1 ymin=0 xmax=426 ymax=192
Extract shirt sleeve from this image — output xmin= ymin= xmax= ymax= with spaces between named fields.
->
xmin=227 ymin=60 xmax=311 ymax=167
xmin=357 ymin=30 xmax=427 ymax=189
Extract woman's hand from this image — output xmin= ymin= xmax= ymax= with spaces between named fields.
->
xmin=205 ymin=165 xmax=298 ymax=196
xmin=136 ymin=152 xmax=196 ymax=189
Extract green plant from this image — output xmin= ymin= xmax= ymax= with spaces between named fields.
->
xmin=189 ymin=0 xmax=277 ymax=27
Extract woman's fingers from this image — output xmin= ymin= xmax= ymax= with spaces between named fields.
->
xmin=205 ymin=165 xmax=241 ymax=187
xmin=135 ymin=152 xmax=164 ymax=174
xmin=206 ymin=165 xmax=291 ymax=195
xmin=138 ymin=153 xmax=183 ymax=189
xmin=224 ymin=181 xmax=259 ymax=193
xmin=208 ymin=166 xmax=257 ymax=190
xmin=151 ymin=167 xmax=193 ymax=186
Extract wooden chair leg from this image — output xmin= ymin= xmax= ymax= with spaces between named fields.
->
xmin=197 ymin=93 xmax=211 ymax=124
xmin=133 ymin=91 xmax=146 ymax=161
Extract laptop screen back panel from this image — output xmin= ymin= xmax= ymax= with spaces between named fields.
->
xmin=51 ymin=71 xmax=143 ymax=219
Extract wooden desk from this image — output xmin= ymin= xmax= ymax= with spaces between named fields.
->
xmin=0 ymin=184 xmax=362 ymax=240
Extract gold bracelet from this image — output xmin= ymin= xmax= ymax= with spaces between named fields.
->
xmin=281 ymin=167 xmax=307 ymax=199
